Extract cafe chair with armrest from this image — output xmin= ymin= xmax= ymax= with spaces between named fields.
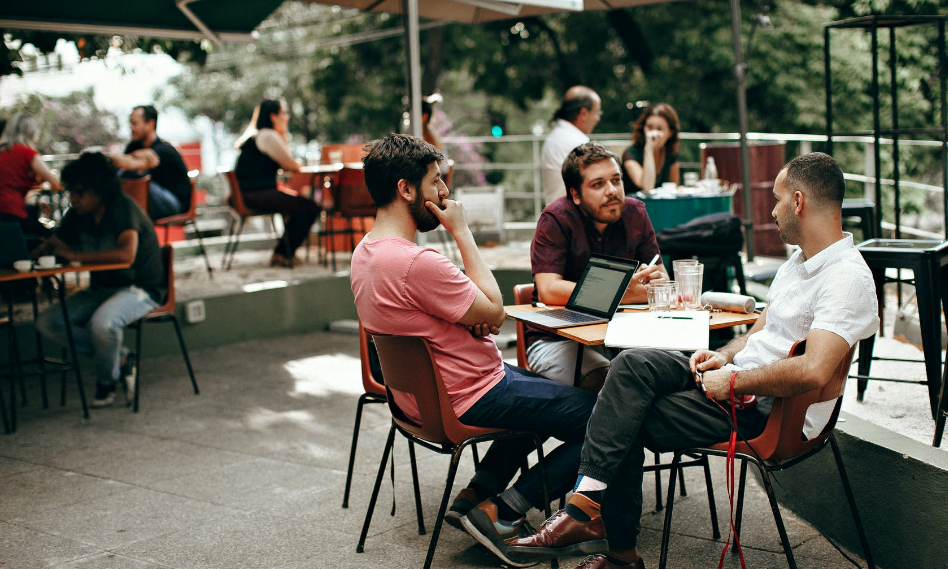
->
xmin=120 ymin=175 xmax=150 ymax=215
xmin=341 ymin=321 xmax=427 ymax=536
xmin=219 ymin=169 xmax=289 ymax=270
xmin=128 ymin=245 xmax=200 ymax=413
xmin=513 ymin=282 xmax=719 ymax=526
xmin=154 ymin=172 xmax=213 ymax=278
xmin=658 ymin=340 xmax=873 ymax=569
xmin=358 ymin=334 xmax=552 ymax=569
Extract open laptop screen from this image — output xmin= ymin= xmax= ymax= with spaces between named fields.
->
xmin=566 ymin=255 xmax=640 ymax=317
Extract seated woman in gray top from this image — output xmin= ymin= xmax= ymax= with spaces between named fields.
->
xmin=621 ymin=103 xmax=680 ymax=193
xmin=234 ymin=98 xmax=320 ymax=268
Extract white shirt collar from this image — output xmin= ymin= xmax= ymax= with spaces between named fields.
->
xmin=791 ymin=233 xmax=855 ymax=276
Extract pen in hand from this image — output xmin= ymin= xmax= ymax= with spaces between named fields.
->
xmin=638 ymin=253 xmax=660 ymax=283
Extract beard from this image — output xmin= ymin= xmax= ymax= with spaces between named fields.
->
xmin=578 ymin=197 xmax=624 ymax=226
xmin=777 ymin=213 xmax=802 ymax=245
xmin=409 ymin=191 xmax=441 ymax=232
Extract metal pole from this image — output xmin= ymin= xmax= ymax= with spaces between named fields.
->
xmin=729 ymin=0 xmax=755 ymax=261
xmin=405 ymin=0 xmax=424 ymax=139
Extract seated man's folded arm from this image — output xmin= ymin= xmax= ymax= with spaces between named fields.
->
xmin=457 ymin=288 xmax=505 ymax=328
xmin=723 ymin=327 xmax=852 ymax=399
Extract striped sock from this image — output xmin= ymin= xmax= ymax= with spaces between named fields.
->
xmin=565 ymin=491 xmax=603 ymax=522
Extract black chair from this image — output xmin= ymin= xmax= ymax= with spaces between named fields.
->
xmin=128 ymin=246 xmax=199 ymax=412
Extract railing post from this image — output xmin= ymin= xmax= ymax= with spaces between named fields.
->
xmin=533 ymin=136 xmax=542 ymax=218
xmin=864 ymin=141 xmax=876 ymax=202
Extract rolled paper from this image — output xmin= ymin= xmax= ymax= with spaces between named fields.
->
xmin=700 ymin=291 xmax=756 ymax=314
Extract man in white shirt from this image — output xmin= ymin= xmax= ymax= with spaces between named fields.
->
xmin=540 ymin=86 xmax=602 ymax=206
xmin=509 ymin=152 xmax=880 ymax=569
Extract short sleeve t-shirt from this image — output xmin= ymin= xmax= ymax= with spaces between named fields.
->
xmin=0 ymin=143 xmax=39 ymax=218
xmin=56 ymin=193 xmax=165 ymax=302
xmin=124 ymin=137 xmax=191 ymax=205
xmin=350 ymin=235 xmax=505 ymax=422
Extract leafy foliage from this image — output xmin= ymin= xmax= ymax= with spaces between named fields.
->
xmin=0 ymin=88 xmax=120 ymax=154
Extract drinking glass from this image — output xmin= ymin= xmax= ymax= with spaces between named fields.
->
xmin=647 ymin=282 xmax=674 ymax=312
xmin=677 ymin=263 xmax=705 ymax=310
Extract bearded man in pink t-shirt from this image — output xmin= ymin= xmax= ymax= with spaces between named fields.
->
xmin=351 ymin=134 xmax=596 ymax=567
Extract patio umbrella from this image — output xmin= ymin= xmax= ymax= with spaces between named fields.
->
xmin=302 ymin=0 xmax=757 ymax=258
xmin=0 ymin=0 xmax=285 ymax=46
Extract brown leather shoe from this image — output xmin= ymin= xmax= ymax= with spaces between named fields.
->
xmin=507 ymin=509 xmax=608 ymax=560
xmin=573 ymin=554 xmax=645 ymax=569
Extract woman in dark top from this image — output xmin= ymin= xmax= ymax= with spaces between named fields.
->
xmin=621 ymin=103 xmax=681 ymax=193
xmin=234 ymin=98 xmax=319 ymax=267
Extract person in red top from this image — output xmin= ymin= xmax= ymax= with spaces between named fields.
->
xmin=0 ymin=114 xmax=62 ymax=238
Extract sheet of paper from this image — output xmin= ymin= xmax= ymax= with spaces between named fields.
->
xmin=617 ymin=304 xmax=649 ymax=310
xmin=604 ymin=311 xmax=710 ymax=351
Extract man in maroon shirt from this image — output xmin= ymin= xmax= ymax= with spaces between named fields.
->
xmin=527 ymin=142 xmax=667 ymax=389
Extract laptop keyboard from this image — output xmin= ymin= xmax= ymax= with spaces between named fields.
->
xmin=539 ymin=309 xmax=602 ymax=323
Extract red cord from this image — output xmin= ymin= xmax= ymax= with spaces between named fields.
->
xmin=705 ymin=371 xmax=747 ymax=569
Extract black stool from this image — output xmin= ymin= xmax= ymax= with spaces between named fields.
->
xmin=842 ymin=199 xmax=876 ymax=240
xmin=853 ymin=239 xmax=948 ymax=447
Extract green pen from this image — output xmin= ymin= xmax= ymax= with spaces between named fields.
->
xmin=658 ymin=315 xmax=693 ymax=320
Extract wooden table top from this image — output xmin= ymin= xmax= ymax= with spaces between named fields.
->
xmin=505 ymin=304 xmax=760 ymax=346
xmin=0 ymin=262 xmax=132 ymax=283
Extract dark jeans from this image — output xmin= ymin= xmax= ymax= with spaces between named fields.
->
xmin=460 ymin=363 xmax=597 ymax=509
xmin=579 ymin=348 xmax=769 ymax=551
xmin=147 ymin=181 xmax=184 ymax=220
xmin=242 ymin=187 xmax=320 ymax=257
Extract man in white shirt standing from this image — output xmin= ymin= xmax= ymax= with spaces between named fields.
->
xmin=509 ymin=152 xmax=880 ymax=569
xmin=540 ymin=86 xmax=602 ymax=206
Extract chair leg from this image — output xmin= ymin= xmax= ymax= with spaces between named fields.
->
xmin=653 ymin=452 xmax=664 ymax=511
xmin=221 ymin=216 xmax=237 ymax=270
xmin=170 ymin=316 xmax=199 ymax=395
xmin=420 ymin=445 xmax=465 ymax=569
xmin=188 ymin=219 xmax=213 ymax=279
xmin=28 ymin=290 xmax=49 ymax=409
xmin=224 ymin=217 xmax=246 ymax=271
xmin=133 ymin=321 xmax=143 ymax=413
xmin=830 ymin=435 xmax=875 ymax=568
xmin=343 ymin=393 xmax=370 ymax=509
xmin=733 ymin=459 xmax=748 ymax=545
xmin=701 ymin=454 xmax=721 ymax=539
xmin=0 ymin=364 xmax=9 ymax=434
xmin=678 ymin=462 xmax=688 ymax=496
xmin=658 ymin=452 xmax=683 ymax=569
xmin=471 ymin=442 xmax=480 ymax=468
xmin=752 ymin=459 xmax=797 ymax=569
xmin=408 ymin=440 xmax=426 ymax=535
xmin=357 ymin=424 xmax=396 ymax=554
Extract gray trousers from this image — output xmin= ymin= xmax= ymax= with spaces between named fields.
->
xmin=578 ymin=348 xmax=769 ymax=551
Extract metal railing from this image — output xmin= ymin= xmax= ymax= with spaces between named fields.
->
xmin=443 ymin=131 xmax=947 ymax=238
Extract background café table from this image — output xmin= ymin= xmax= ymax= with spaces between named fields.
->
xmin=640 ymin=190 xmax=733 ymax=234
xmin=505 ymin=304 xmax=759 ymax=387
xmin=0 ymin=262 xmax=131 ymax=432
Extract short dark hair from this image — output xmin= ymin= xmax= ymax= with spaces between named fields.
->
xmin=255 ymin=98 xmax=285 ymax=130
xmin=362 ymin=134 xmax=444 ymax=207
xmin=782 ymin=152 xmax=845 ymax=206
xmin=562 ymin=141 xmax=621 ymax=198
xmin=553 ymin=86 xmax=598 ymax=123
xmin=61 ymin=151 xmax=122 ymax=203
xmin=134 ymin=105 xmax=158 ymax=127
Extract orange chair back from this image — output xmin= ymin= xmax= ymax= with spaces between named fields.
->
xmin=221 ymin=170 xmax=251 ymax=217
xmin=358 ymin=321 xmax=385 ymax=397
xmin=121 ymin=176 xmax=150 ymax=214
xmin=146 ymin=245 xmax=176 ymax=318
xmin=716 ymin=339 xmax=857 ymax=462
xmin=513 ymin=283 xmax=534 ymax=370
xmin=372 ymin=334 xmax=503 ymax=446
xmin=155 ymin=176 xmax=199 ymax=225
xmin=334 ymin=167 xmax=377 ymax=218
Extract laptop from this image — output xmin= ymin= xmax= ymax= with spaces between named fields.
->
xmin=0 ymin=222 xmax=32 ymax=268
xmin=515 ymin=254 xmax=640 ymax=329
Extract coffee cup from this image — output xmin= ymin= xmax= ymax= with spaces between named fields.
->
xmin=38 ymin=255 xmax=57 ymax=268
xmin=13 ymin=260 xmax=32 ymax=272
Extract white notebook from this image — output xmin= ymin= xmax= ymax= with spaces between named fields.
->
xmin=604 ymin=311 xmax=710 ymax=351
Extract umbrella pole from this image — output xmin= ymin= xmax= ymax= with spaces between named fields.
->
xmin=404 ymin=0 xmax=424 ymax=138
xmin=729 ymin=0 xmax=755 ymax=261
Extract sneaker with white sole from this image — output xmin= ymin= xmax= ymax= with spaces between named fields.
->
xmin=460 ymin=499 xmax=539 ymax=568
xmin=91 ymin=383 xmax=116 ymax=408
xmin=445 ymin=487 xmax=479 ymax=530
